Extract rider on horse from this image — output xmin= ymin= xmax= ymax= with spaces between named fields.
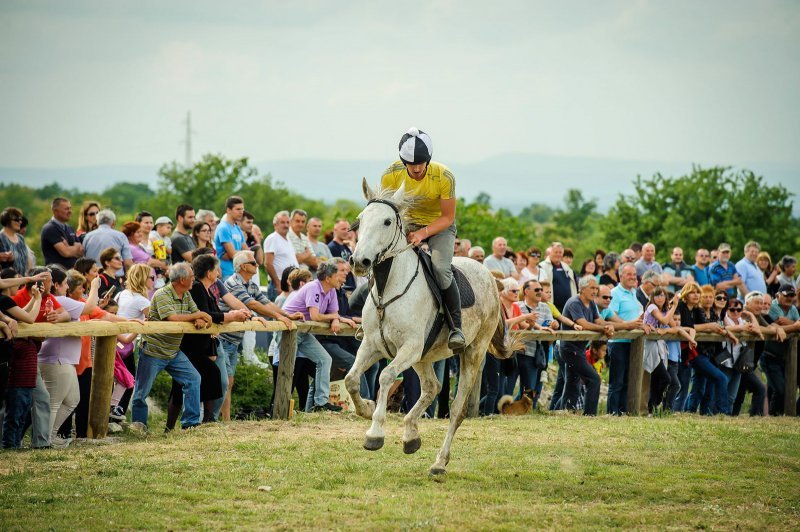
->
xmin=380 ymin=127 xmax=466 ymax=351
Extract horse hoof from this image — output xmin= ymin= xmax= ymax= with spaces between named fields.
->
xmin=403 ymin=437 xmax=422 ymax=454
xmin=363 ymin=436 xmax=384 ymax=451
xmin=429 ymin=465 xmax=447 ymax=476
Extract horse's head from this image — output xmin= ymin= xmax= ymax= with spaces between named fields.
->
xmin=350 ymin=177 xmax=407 ymax=276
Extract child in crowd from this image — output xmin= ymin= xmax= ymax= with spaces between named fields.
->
xmin=149 ymin=217 xmax=172 ymax=289
xmin=541 ymin=281 xmax=583 ymax=331
xmin=586 ymin=341 xmax=607 ymax=375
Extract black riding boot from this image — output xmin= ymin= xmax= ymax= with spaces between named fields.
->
xmin=443 ymin=281 xmax=466 ymax=351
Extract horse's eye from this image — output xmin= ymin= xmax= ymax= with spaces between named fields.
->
xmin=383 ymin=218 xmax=391 ymax=226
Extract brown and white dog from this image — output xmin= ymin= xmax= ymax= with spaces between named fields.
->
xmin=497 ymin=389 xmax=537 ymax=415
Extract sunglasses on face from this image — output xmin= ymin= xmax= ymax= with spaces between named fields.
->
xmin=509 ymin=289 xmax=520 ymax=293
xmin=532 ymin=287 xmax=543 ymax=292
xmin=112 ymin=256 xmax=122 ymax=261
xmin=600 ymin=295 xmax=612 ymax=300
xmin=728 ymin=307 xmax=742 ymax=312
xmin=780 ymin=291 xmax=796 ymax=298
xmin=87 ymin=211 xmax=98 ymax=217
xmin=715 ymin=296 xmax=727 ymax=301
xmin=529 ymin=253 xmax=541 ymax=258
xmin=245 ymin=261 xmax=258 ymax=266
xmin=9 ymin=217 xmax=22 ymax=222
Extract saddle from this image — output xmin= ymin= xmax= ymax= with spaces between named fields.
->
xmin=415 ymin=248 xmax=475 ymax=356
xmin=369 ymin=248 xmax=476 ymax=358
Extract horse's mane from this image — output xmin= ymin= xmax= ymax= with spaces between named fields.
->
xmin=366 ymin=185 xmax=422 ymax=230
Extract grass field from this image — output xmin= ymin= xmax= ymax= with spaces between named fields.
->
xmin=1 ymin=412 xmax=798 ymax=530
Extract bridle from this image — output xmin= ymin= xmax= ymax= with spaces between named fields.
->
xmin=359 ymin=198 xmax=420 ymax=358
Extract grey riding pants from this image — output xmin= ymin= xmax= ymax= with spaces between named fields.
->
xmin=410 ymin=222 xmax=457 ymax=289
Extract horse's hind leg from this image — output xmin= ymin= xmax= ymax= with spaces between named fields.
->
xmin=364 ymin=350 xmax=417 ymax=451
xmin=430 ymin=346 xmax=484 ymax=475
xmin=345 ymin=342 xmax=385 ymax=420
xmin=402 ymin=361 xmax=441 ymax=454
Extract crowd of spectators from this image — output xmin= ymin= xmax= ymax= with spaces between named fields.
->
xmin=0 ymin=195 xmax=798 ymax=449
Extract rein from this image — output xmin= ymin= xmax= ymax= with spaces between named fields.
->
xmin=364 ymin=198 xmax=419 ymax=358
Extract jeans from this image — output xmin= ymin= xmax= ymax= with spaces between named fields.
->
xmin=294 ymin=333 xmax=332 ymax=410
xmin=479 ymin=354 xmax=501 ymax=416
xmin=673 ymin=364 xmax=692 ymax=412
xmin=686 ymin=368 xmax=706 ymax=413
xmin=549 ymin=344 xmax=566 ymax=411
xmin=562 ymin=345 xmax=601 ymax=416
xmin=211 ymin=339 xmax=233 ymax=420
xmin=132 ymin=351 xmax=201 ymax=428
xmin=517 ymin=354 xmax=540 ymax=395
xmin=721 ymin=367 xmax=742 ymax=415
xmin=607 ymin=342 xmax=631 ymax=415
xmin=2 ymin=387 xmax=32 ymax=448
xmin=689 ymin=355 xmax=729 ymax=415
xmin=319 ymin=339 xmax=369 ymax=394
xmin=759 ymin=354 xmax=785 ymax=415
xmin=665 ymin=361 xmax=681 ymax=411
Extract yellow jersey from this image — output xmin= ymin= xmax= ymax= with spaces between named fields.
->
xmin=380 ymin=160 xmax=455 ymax=226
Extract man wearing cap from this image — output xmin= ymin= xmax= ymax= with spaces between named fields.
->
xmin=761 ymin=284 xmax=800 ymax=414
xmin=735 ymin=241 xmax=767 ymax=298
xmin=709 ymin=243 xmax=745 ymax=298
xmin=380 ymin=127 xmax=465 ymax=349
xmin=150 ymin=216 xmax=173 ymax=265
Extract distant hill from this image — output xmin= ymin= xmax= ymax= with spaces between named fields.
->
xmin=1 ymin=154 xmax=798 ymax=214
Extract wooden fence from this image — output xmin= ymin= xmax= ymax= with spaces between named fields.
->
xmin=16 ymin=322 xmax=798 ymax=438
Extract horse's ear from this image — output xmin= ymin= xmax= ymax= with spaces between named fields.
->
xmin=362 ymin=177 xmax=375 ymax=201
xmin=391 ymin=181 xmax=406 ymax=204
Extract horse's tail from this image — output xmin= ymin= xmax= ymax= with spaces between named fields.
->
xmin=488 ymin=306 xmax=523 ymax=360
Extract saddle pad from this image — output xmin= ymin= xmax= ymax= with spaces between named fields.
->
xmin=416 ymin=249 xmax=476 ymax=309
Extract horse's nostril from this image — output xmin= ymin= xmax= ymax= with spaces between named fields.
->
xmin=362 ymin=258 xmax=372 ymax=268
xmin=348 ymin=256 xmax=355 ymax=266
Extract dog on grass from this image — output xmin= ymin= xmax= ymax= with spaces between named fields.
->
xmin=497 ymin=389 xmax=537 ymax=415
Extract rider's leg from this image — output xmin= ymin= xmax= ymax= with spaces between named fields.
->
xmin=428 ymin=224 xmax=466 ymax=350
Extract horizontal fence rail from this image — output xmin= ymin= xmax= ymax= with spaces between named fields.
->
xmin=13 ymin=322 xmax=798 ymax=437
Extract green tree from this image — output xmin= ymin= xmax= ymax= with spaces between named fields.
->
xmin=602 ymin=166 xmax=798 ymax=261
xmin=102 ymin=182 xmax=156 ymax=213
xmin=552 ymin=189 xmax=598 ymax=236
xmin=153 ymin=154 xmax=257 ymax=214
xmin=518 ymin=202 xmax=555 ymax=224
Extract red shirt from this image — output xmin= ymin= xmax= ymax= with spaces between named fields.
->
xmin=12 ymin=287 xmax=62 ymax=323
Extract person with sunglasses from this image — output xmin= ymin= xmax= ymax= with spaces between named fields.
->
xmin=516 ymin=280 xmax=556 ymax=404
xmin=0 ymin=208 xmax=34 ymax=276
xmin=720 ymin=298 xmax=764 ymax=415
xmin=761 ymin=284 xmax=800 ymax=414
xmin=76 ymin=201 xmax=101 ymax=237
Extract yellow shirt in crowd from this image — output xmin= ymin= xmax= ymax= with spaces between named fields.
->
xmin=380 ymin=160 xmax=455 ymax=226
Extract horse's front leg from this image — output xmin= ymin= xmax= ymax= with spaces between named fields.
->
xmin=364 ymin=345 xmax=419 ymax=451
xmin=402 ymin=361 xmax=441 ymax=454
xmin=345 ymin=340 xmax=385 ymax=420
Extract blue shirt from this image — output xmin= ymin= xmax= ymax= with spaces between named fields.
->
xmin=692 ymin=265 xmax=711 ymax=286
xmin=709 ymin=260 xmax=737 ymax=297
xmin=735 ymin=257 xmax=767 ymax=296
xmin=608 ymin=284 xmax=642 ymax=344
xmin=214 ymin=219 xmax=246 ymax=278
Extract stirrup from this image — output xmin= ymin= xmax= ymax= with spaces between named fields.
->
xmin=448 ymin=328 xmax=466 ymax=350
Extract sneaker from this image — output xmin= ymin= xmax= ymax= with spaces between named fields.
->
xmin=50 ymin=436 xmax=72 ymax=449
xmin=109 ymin=405 xmax=125 ymax=421
xmin=313 ymin=402 xmax=343 ymax=412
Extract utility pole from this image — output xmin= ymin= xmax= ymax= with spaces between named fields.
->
xmin=183 ymin=111 xmax=194 ymax=167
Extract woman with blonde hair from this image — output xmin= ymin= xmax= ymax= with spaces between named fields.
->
xmin=113 ymin=263 xmax=154 ymax=418
xmin=756 ymin=251 xmax=780 ymax=296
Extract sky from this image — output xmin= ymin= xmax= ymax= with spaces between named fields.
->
xmin=1 ymin=0 xmax=799 ymax=174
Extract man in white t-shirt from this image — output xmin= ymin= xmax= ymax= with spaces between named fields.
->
xmin=264 ymin=210 xmax=300 ymax=301
xmin=287 ymin=209 xmax=319 ymax=272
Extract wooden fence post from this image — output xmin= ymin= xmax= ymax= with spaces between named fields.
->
xmin=626 ymin=336 xmax=646 ymax=415
xmin=784 ymin=336 xmax=798 ymax=416
xmin=273 ymin=329 xmax=298 ymax=420
xmin=87 ymin=335 xmax=117 ymax=439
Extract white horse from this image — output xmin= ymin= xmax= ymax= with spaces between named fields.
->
xmin=345 ymin=179 xmax=514 ymax=475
